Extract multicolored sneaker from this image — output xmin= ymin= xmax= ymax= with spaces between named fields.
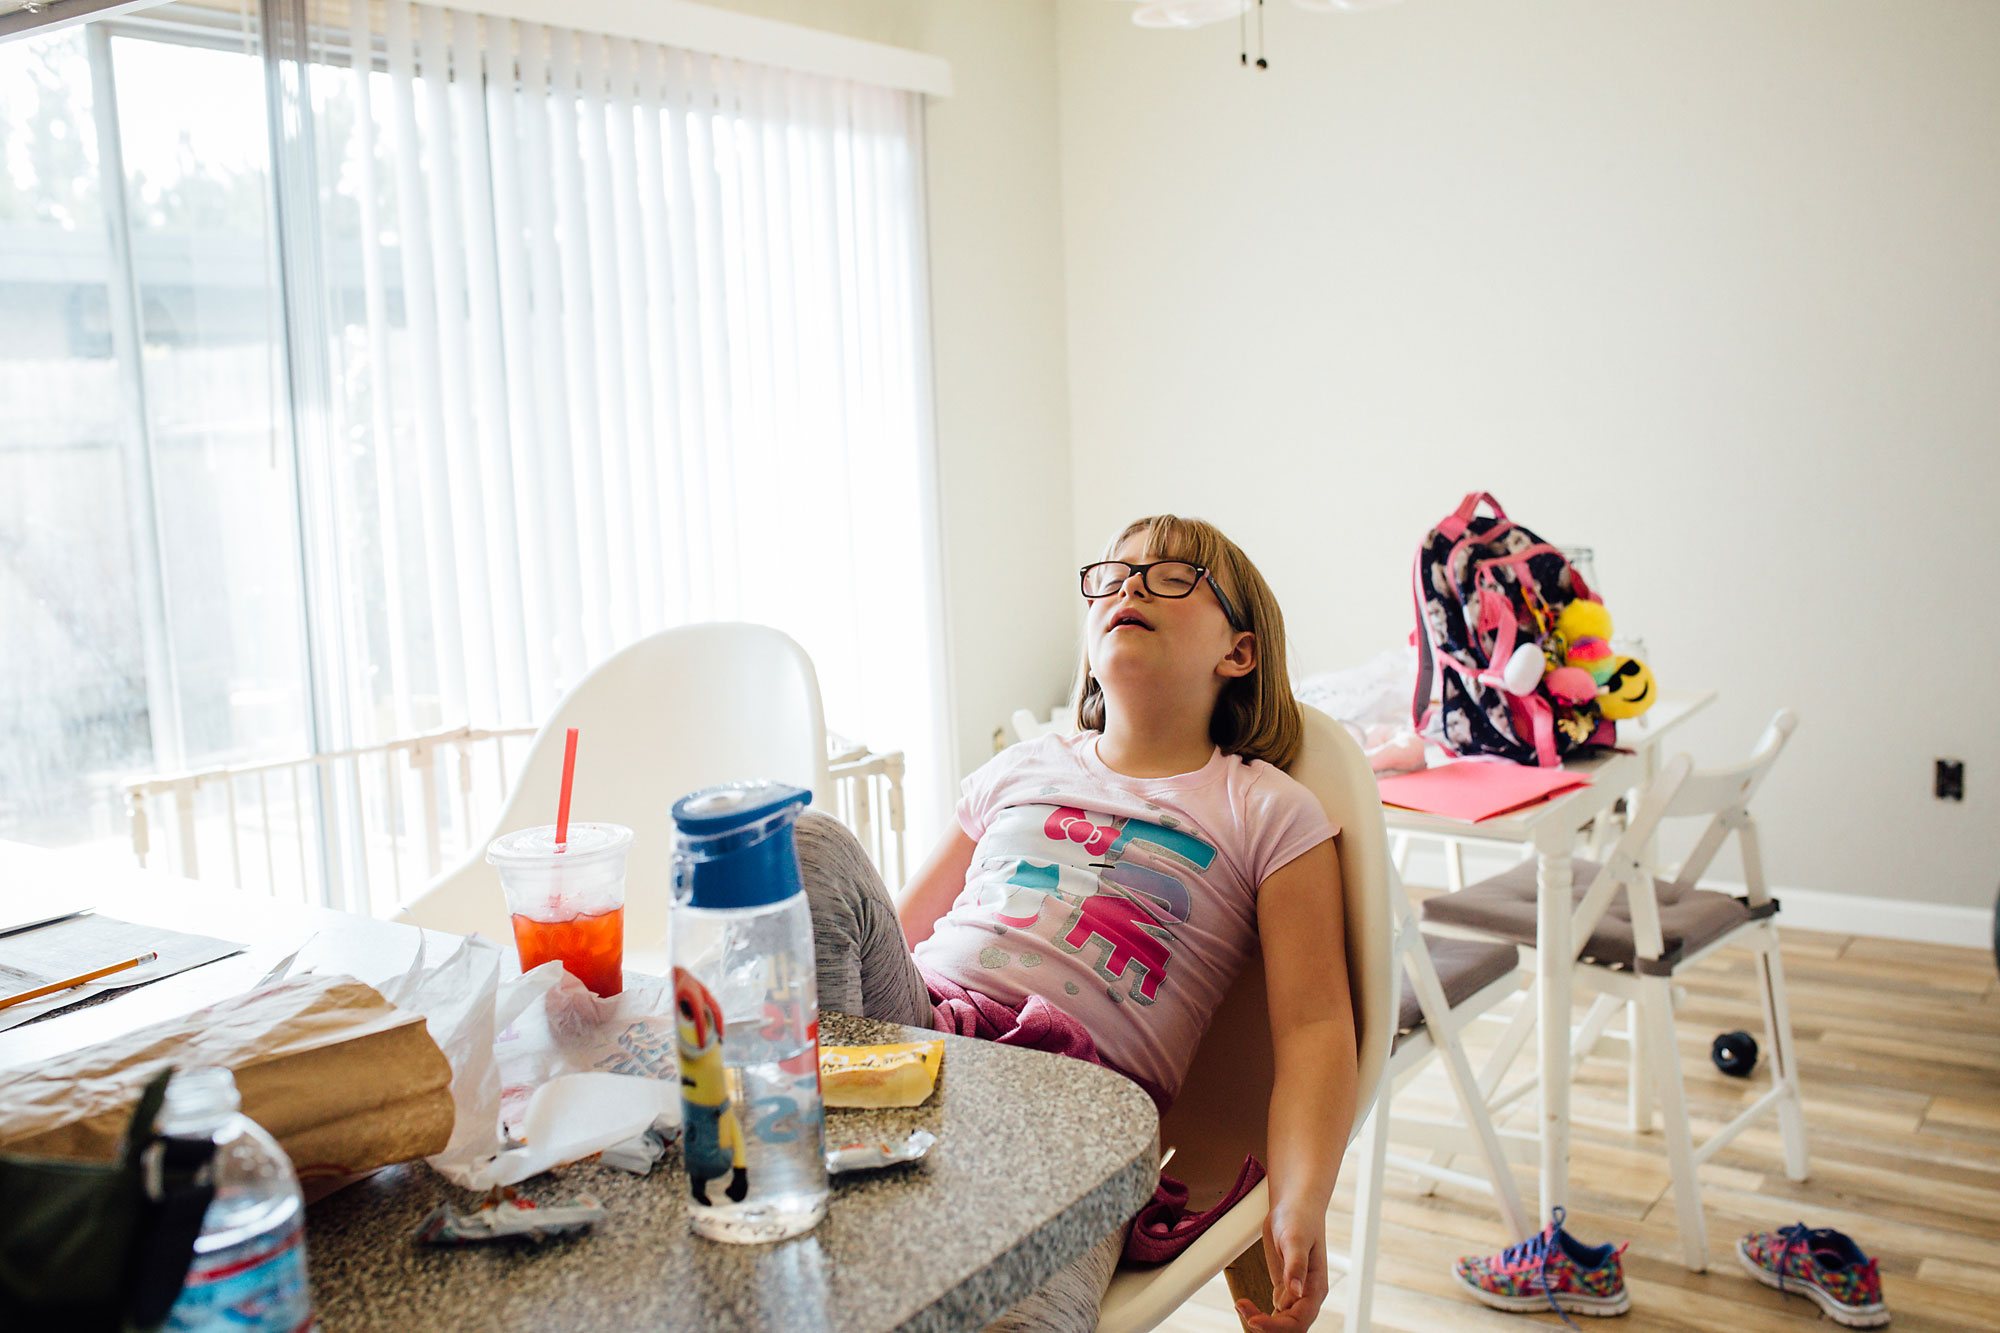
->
xmin=1737 ymin=1224 xmax=1889 ymax=1328
xmin=1452 ymin=1207 xmax=1632 ymax=1322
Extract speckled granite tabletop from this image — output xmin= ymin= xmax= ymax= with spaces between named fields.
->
xmin=305 ymin=1012 xmax=1159 ymax=1332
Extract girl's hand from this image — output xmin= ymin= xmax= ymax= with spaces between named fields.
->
xmin=1232 ymin=1204 xmax=1327 ymax=1331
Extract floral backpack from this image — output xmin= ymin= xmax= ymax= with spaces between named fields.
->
xmin=1411 ymin=492 xmax=1614 ymax=767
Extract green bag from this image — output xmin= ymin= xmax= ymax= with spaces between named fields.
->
xmin=0 ymin=1067 xmax=216 ymax=1333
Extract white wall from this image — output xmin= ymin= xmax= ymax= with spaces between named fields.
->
xmin=699 ymin=1 xmax=1081 ymax=826
xmin=1055 ymin=0 xmax=2000 ymax=909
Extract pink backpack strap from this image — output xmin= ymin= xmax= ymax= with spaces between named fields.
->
xmin=1516 ymin=693 xmax=1561 ymax=767
xmin=1435 ymin=491 xmax=1509 ymax=541
xmin=1411 ymin=551 xmax=1436 ymax=730
xmin=1473 ymin=585 xmax=1522 ymax=693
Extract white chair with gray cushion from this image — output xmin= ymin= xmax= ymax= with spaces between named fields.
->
xmin=1421 ymin=710 xmax=1806 ymax=1270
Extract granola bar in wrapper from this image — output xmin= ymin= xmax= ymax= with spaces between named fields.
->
xmin=819 ymin=1041 xmax=943 ymax=1108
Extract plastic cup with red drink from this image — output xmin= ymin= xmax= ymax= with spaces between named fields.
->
xmin=486 ymin=823 xmax=632 ymax=997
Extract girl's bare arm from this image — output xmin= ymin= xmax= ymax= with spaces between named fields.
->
xmin=1246 ymin=838 xmax=1358 ymax=1331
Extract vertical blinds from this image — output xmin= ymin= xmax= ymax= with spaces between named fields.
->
xmin=302 ymin=0 xmax=947 ymax=837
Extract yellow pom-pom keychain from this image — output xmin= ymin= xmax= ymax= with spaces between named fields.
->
xmin=1554 ymin=599 xmax=1613 ymax=644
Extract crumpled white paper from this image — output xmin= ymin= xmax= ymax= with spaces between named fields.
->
xmin=282 ymin=936 xmax=679 ymax=1190
xmin=479 ymin=1071 xmax=669 ymax=1187
xmin=494 ymin=968 xmax=680 ymax=1137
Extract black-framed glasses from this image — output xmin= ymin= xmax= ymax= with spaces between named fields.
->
xmin=1079 ymin=560 xmax=1245 ymax=630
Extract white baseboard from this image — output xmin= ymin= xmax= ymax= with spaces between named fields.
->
xmin=1748 ymin=885 xmax=1992 ymax=947
xmin=1397 ymin=843 xmax=1994 ymax=949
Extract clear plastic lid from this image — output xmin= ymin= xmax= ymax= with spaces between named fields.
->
xmin=486 ymin=822 xmax=633 ymax=869
xmin=671 ymin=783 xmax=810 ymax=853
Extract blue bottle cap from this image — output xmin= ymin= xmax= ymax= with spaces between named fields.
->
xmin=671 ymin=781 xmax=813 ymax=910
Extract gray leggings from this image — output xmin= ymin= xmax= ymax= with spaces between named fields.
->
xmin=795 ymin=811 xmax=1123 ymax=1333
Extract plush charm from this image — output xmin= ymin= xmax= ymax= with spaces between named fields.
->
xmin=1566 ymin=635 xmax=1617 ymax=684
xmin=1543 ymin=665 xmax=1599 ymax=706
xmin=1596 ymin=656 xmax=1656 ymax=719
xmin=1554 ymin=599 xmax=1613 ymax=645
xmin=1499 ymin=642 xmax=1546 ymax=695
xmin=1548 ymin=598 xmax=1657 ymax=719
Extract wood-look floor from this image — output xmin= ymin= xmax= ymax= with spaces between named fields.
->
xmin=1157 ymin=924 xmax=2000 ymax=1331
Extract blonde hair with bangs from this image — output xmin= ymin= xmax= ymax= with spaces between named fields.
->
xmin=1072 ymin=515 xmax=1303 ymax=771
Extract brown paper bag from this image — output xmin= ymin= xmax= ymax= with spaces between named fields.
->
xmin=0 ymin=972 xmax=454 ymax=1183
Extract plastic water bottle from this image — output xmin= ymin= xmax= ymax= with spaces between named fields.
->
xmin=159 ymin=1066 xmax=314 ymax=1333
xmin=670 ymin=781 xmax=828 ymax=1244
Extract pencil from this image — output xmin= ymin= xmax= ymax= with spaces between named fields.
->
xmin=0 ymin=951 xmax=158 ymax=1012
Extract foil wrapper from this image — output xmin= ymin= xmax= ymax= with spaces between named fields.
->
xmin=417 ymin=1187 xmax=607 ymax=1244
xmin=825 ymin=1128 xmax=936 ymax=1175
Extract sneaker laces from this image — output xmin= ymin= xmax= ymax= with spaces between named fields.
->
xmin=1774 ymin=1221 xmax=1813 ymax=1295
xmin=1493 ymin=1207 xmax=1584 ymax=1332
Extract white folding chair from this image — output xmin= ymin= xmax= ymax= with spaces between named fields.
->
xmin=1423 ymin=710 xmax=1807 ymax=1270
xmin=1097 ymin=706 xmax=1395 ymax=1333
xmin=1336 ymin=877 xmax=1534 ymax=1331
xmin=396 ymin=622 xmax=832 ymax=975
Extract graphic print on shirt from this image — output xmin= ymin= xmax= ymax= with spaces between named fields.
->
xmin=969 ymin=803 xmax=1217 ymax=1005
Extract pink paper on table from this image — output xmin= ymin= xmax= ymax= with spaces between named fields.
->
xmin=1376 ymin=760 xmax=1591 ymax=822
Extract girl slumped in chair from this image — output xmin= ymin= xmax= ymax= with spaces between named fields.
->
xmin=800 ymin=514 xmax=1358 ymax=1332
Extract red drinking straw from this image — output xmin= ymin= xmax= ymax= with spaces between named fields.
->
xmin=555 ymin=727 xmax=579 ymax=850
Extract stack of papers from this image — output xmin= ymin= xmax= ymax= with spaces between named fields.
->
xmin=1377 ymin=760 xmax=1591 ymax=822
xmin=0 ymin=913 xmax=244 ymax=1033
xmin=0 ymin=891 xmax=94 ymax=939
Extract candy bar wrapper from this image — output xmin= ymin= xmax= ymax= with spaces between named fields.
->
xmin=819 ymin=1041 xmax=944 ymax=1108
xmin=418 ymin=1187 xmax=606 ymax=1244
xmin=826 ymin=1129 xmax=936 ymax=1175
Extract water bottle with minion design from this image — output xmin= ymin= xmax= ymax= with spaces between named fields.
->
xmin=670 ymin=781 xmax=828 ymax=1244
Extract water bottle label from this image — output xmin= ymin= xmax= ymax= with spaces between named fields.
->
xmin=164 ymin=1214 xmax=313 ymax=1333
xmin=675 ymin=967 xmax=750 ymax=1208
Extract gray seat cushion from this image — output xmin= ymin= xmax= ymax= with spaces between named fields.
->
xmin=1420 ymin=857 xmax=1775 ymax=977
xmin=1392 ymin=934 xmax=1522 ymax=1050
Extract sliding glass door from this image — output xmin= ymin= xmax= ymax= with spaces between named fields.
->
xmin=1 ymin=21 xmax=312 ymax=855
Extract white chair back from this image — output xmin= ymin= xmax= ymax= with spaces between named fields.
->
xmin=1162 ymin=706 xmax=1394 ymax=1195
xmin=1569 ymin=707 xmax=1800 ymax=957
xmin=397 ymin=623 xmax=832 ymax=972
xmin=1097 ymin=705 xmax=1394 ymax=1332
xmin=1660 ymin=708 xmax=1799 ymax=900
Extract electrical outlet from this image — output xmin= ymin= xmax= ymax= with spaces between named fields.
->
xmin=1936 ymin=758 xmax=1965 ymax=801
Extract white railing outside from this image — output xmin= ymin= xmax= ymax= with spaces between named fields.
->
xmin=125 ymin=724 xmax=537 ymax=919
xmin=125 ymin=728 xmax=907 ymax=918
xmin=826 ymin=735 xmax=908 ymax=890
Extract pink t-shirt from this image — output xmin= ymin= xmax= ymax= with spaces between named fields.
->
xmin=912 ymin=731 xmax=1337 ymax=1102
